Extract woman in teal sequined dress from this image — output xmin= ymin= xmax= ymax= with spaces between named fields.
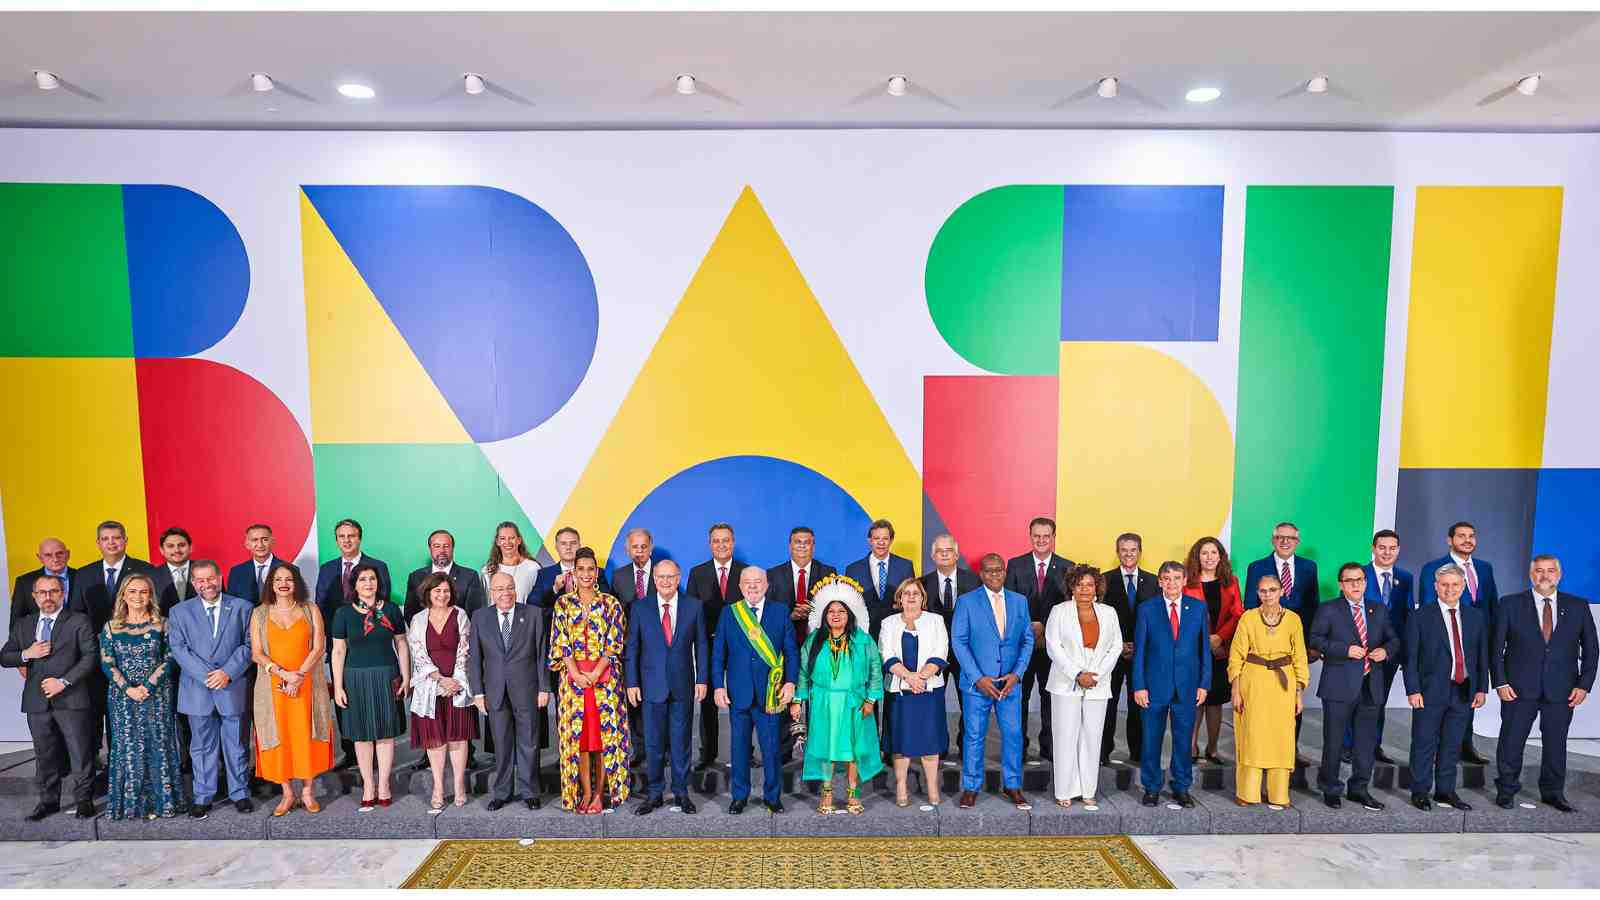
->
xmin=99 ymin=573 xmax=186 ymax=820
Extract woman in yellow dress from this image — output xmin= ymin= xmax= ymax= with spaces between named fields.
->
xmin=1227 ymin=573 xmax=1307 ymax=808
xmin=548 ymin=548 xmax=630 ymax=813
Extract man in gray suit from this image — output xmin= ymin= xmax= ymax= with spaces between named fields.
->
xmin=0 ymin=574 xmax=99 ymax=820
xmin=469 ymin=571 xmax=551 ymax=810
xmin=168 ymin=560 xmax=256 ymax=817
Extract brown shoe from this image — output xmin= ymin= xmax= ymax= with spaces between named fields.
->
xmin=1003 ymin=788 xmax=1029 ymax=808
xmin=959 ymin=790 xmax=977 ymax=809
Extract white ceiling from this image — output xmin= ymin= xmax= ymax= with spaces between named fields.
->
xmin=2 ymin=11 xmax=1598 ymax=131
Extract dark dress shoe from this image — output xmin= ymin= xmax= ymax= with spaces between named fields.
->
xmin=675 ymin=795 xmax=697 ymax=814
xmin=1374 ymin=748 xmax=1397 ymax=765
xmin=765 ymin=800 xmax=783 ymax=813
xmin=958 ymin=791 xmax=977 ymax=809
xmin=1350 ymin=792 xmax=1385 ymax=811
xmin=692 ymin=759 xmax=715 ymax=774
xmin=1495 ymin=794 xmax=1516 ymax=810
xmin=1460 ymin=747 xmax=1490 ymax=765
xmin=635 ymin=798 xmax=660 ymax=816
xmin=1002 ymin=788 xmax=1028 ymax=808
xmin=1174 ymin=793 xmax=1196 ymax=809
xmin=234 ymin=798 xmax=254 ymax=814
xmin=487 ymin=798 xmax=508 ymax=811
xmin=1411 ymin=794 xmax=1432 ymax=811
xmin=25 ymin=803 xmax=59 ymax=822
xmin=1141 ymin=791 xmax=1159 ymax=807
xmin=1434 ymin=792 xmax=1470 ymax=810
xmin=526 ymin=797 xmax=542 ymax=810
xmin=1323 ymin=794 xmax=1343 ymax=809
xmin=1544 ymin=796 xmax=1576 ymax=813
xmin=188 ymin=803 xmax=211 ymax=820
xmin=727 ymin=798 xmax=747 ymax=814
xmin=335 ymin=755 xmax=357 ymax=771
xmin=74 ymin=801 xmax=95 ymax=819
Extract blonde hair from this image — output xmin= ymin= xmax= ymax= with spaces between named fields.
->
xmin=111 ymin=573 xmax=163 ymax=629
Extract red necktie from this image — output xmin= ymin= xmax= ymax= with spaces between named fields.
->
xmin=1280 ymin=560 xmax=1294 ymax=599
xmin=635 ymin=566 xmax=645 ymax=600
xmin=1542 ymin=597 xmax=1554 ymax=643
xmin=1352 ymin=602 xmax=1369 ymax=675
xmin=661 ymin=602 xmax=673 ymax=647
xmin=1036 ymin=560 xmax=1046 ymax=595
xmin=718 ymin=565 xmax=728 ymax=600
xmin=1448 ymin=607 xmax=1466 ymax=684
xmin=1169 ymin=601 xmax=1180 ymax=640
xmin=796 ymin=566 xmax=807 ymax=605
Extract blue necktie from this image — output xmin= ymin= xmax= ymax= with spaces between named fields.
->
xmin=40 ymin=617 xmax=53 ymax=641
xmin=877 ymin=561 xmax=887 ymax=600
xmin=105 ymin=567 xmax=117 ymax=592
xmin=1126 ymin=573 xmax=1136 ymax=602
xmin=207 ymin=604 xmax=219 ymax=635
xmin=1381 ymin=571 xmax=1392 ymax=605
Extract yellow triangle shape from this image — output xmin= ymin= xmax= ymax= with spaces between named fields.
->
xmin=555 ymin=187 xmax=922 ymax=564
xmin=301 ymin=192 xmax=470 ymax=444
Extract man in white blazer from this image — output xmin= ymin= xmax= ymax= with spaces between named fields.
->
xmin=1043 ymin=564 xmax=1122 ymax=806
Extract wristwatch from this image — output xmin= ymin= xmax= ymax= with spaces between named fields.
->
xmin=59 ymin=679 xmax=72 ymax=688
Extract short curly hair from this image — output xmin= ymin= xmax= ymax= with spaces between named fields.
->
xmin=1061 ymin=563 xmax=1104 ymax=598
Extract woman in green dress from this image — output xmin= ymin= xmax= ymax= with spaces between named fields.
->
xmin=788 ymin=578 xmax=883 ymax=814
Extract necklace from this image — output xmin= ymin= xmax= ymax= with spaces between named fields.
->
xmin=1261 ymin=607 xmax=1285 ymax=630
xmin=827 ymin=631 xmax=849 ymax=679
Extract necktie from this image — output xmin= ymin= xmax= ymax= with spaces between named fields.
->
xmin=635 ymin=566 xmax=646 ymax=600
xmin=942 ymin=577 xmax=954 ymax=611
xmin=1542 ymin=597 xmax=1554 ymax=643
xmin=105 ymin=566 xmax=117 ymax=592
xmin=342 ymin=560 xmax=354 ymax=597
xmin=1036 ymin=561 xmax=1046 ymax=595
xmin=1463 ymin=561 xmax=1479 ymax=602
xmin=1353 ymin=603 xmax=1369 ymax=675
xmin=1169 ymin=601 xmax=1180 ymax=640
xmin=175 ymin=569 xmax=188 ymax=600
xmin=796 ymin=566 xmax=807 ymax=606
xmin=1381 ymin=571 xmax=1392 ymax=604
xmin=1279 ymin=560 xmax=1294 ymax=600
xmin=1126 ymin=573 xmax=1137 ymax=602
xmin=661 ymin=602 xmax=674 ymax=646
xmin=877 ymin=560 xmax=887 ymax=600
xmin=501 ymin=610 xmax=513 ymax=651
xmin=1448 ymin=607 xmax=1466 ymax=684
xmin=991 ymin=592 xmax=1006 ymax=634
xmin=718 ymin=565 xmax=728 ymax=599
xmin=40 ymin=617 xmax=53 ymax=641
xmin=207 ymin=603 xmax=218 ymax=635
xmin=257 ymin=563 xmax=267 ymax=594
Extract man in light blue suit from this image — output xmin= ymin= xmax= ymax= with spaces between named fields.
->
xmin=712 ymin=566 xmax=797 ymax=814
xmin=167 ymin=559 xmax=255 ymax=818
xmin=625 ymin=560 xmax=710 ymax=815
xmin=1132 ymin=560 xmax=1212 ymax=808
xmin=951 ymin=553 xmax=1034 ymax=809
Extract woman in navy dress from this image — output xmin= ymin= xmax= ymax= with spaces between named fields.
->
xmin=100 ymin=573 xmax=186 ymax=820
xmin=878 ymin=578 xmax=949 ymax=807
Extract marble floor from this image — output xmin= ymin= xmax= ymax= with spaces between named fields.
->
xmin=0 ymin=833 xmax=1595 ymax=888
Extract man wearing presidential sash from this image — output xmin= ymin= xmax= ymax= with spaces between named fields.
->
xmin=712 ymin=566 xmax=799 ymax=813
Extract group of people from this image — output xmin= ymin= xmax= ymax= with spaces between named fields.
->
xmin=3 ymin=513 xmax=1594 ymax=825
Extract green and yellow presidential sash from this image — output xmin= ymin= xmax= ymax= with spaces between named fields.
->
xmin=731 ymin=600 xmax=785 ymax=714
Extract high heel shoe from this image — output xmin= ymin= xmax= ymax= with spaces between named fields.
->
xmin=272 ymin=795 xmax=295 ymax=817
xmin=377 ymin=796 xmax=392 ymax=808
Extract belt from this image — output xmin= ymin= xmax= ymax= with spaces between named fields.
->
xmin=1246 ymin=653 xmax=1294 ymax=690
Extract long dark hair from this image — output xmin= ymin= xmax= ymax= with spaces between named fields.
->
xmin=1184 ymin=537 xmax=1236 ymax=589
xmin=484 ymin=520 xmax=531 ymax=574
xmin=805 ymin=600 xmax=857 ymax=678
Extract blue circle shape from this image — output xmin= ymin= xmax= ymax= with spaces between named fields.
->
xmin=606 ymin=456 xmax=873 ymax=578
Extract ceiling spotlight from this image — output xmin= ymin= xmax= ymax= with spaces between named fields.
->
xmin=338 ymin=83 xmax=375 ymax=100
xmin=674 ymin=74 xmax=697 ymax=95
xmin=1185 ymin=86 xmax=1221 ymax=103
xmin=1516 ymin=74 xmax=1542 ymax=96
xmin=34 ymin=70 xmax=60 ymax=91
xmin=1096 ymin=76 xmax=1118 ymax=99
xmin=886 ymin=75 xmax=909 ymax=97
xmin=463 ymin=73 xmax=486 ymax=95
xmin=1306 ymin=75 xmax=1329 ymax=94
xmin=250 ymin=72 xmax=275 ymax=93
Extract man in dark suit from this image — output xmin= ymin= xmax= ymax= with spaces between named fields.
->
xmin=844 ymin=518 xmax=915 ymax=758
xmin=1244 ymin=522 xmax=1320 ymax=756
xmin=1403 ymin=563 xmax=1488 ymax=811
xmin=150 ymin=526 xmax=195 ymax=618
xmin=70 ymin=519 xmax=155 ymax=759
xmin=765 ymin=525 xmax=835 ymax=763
xmin=314 ymin=517 xmax=392 ymax=622
xmin=1 ymin=574 xmax=99 ymax=820
xmin=1312 ymin=562 xmax=1399 ymax=810
xmin=1132 ymin=561 xmax=1212 ymax=808
xmin=404 ymin=529 xmax=487 ymax=621
xmin=9 ymin=537 xmax=75 ymax=628
xmin=625 ymin=560 xmax=709 ymax=814
xmin=528 ymin=526 xmax=609 ymax=607
xmin=1347 ymin=529 xmax=1412 ymax=763
xmin=1491 ymin=555 xmax=1598 ymax=812
xmin=1004 ymin=516 xmax=1073 ymax=760
xmin=1417 ymin=521 xmax=1500 ymax=765
xmin=468 ymin=571 xmax=551 ymax=810
xmin=613 ymin=527 xmax=657 ymax=605
xmin=1102 ymin=532 xmax=1158 ymax=765
xmin=714 ymin=566 xmax=799 ymax=813
xmin=921 ymin=533 xmax=980 ymax=755
xmin=686 ymin=522 xmax=745 ymax=771
xmin=224 ymin=523 xmax=288 ymax=606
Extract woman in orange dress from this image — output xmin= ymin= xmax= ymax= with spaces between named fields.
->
xmin=250 ymin=564 xmax=337 ymax=815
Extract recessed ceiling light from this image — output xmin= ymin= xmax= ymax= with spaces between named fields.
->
xmin=1185 ymin=87 xmax=1221 ymax=103
xmin=1516 ymin=74 xmax=1541 ymax=96
xmin=250 ymin=72 xmax=275 ymax=93
xmin=1306 ymin=75 xmax=1329 ymax=94
xmin=463 ymin=73 xmax=485 ymax=95
xmin=674 ymin=74 xmax=697 ymax=95
xmin=338 ymin=83 xmax=375 ymax=100
xmin=886 ymin=75 xmax=909 ymax=97
xmin=1097 ymin=76 xmax=1118 ymax=99
xmin=34 ymin=70 xmax=59 ymax=91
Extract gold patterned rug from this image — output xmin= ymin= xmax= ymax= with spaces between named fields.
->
xmin=401 ymin=836 xmax=1172 ymax=889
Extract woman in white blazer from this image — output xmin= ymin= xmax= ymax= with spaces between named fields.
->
xmin=879 ymin=579 xmax=951 ymax=807
xmin=1044 ymin=564 xmax=1123 ymax=807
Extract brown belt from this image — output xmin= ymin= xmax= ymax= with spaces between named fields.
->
xmin=1246 ymin=653 xmax=1294 ymax=690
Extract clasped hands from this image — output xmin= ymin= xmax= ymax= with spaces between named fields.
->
xmin=1346 ymin=645 xmax=1388 ymax=662
xmin=973 ymin=673 xmax=1019 ymax=701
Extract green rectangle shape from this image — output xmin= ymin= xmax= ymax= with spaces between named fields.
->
xmin=0 ymin=183 xmax=133 ymax=356
xmin=313 ymin=442 xmax=543 ymax=605
xmin=1233 ymin=186 xmax=1394 ymax=601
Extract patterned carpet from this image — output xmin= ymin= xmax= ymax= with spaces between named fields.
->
xmin=401 ymin=835 xmax=1173 ymax=889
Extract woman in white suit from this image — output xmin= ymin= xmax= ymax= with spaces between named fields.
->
xmin=1044 ymin=564 xmax=1122 ymax=807
xmin=879 ymin=579 xmax=950 ymax=807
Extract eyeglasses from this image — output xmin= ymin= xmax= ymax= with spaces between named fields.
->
xmin=1338 ymin=577 xmax=1366 ymax=584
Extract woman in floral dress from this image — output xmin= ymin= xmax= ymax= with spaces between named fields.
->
xmin=100 ymin=573 xmax=186 ymax=820
xmin=548 ymin=548 xmax=630 ymax=813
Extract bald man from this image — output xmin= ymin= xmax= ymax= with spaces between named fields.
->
xmin=10 ymin=538 xmax=77 ymax=629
